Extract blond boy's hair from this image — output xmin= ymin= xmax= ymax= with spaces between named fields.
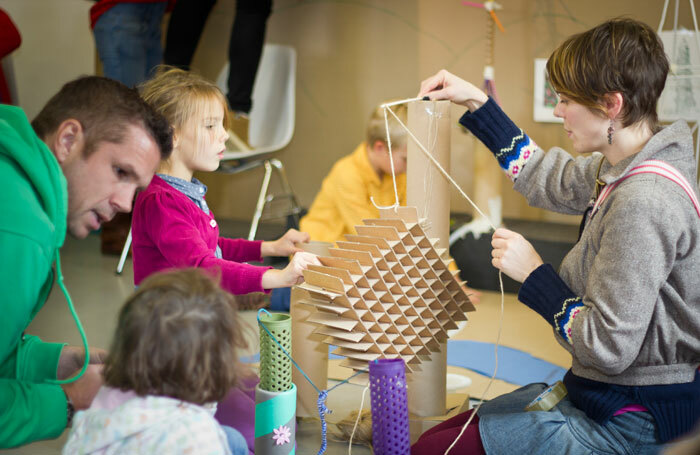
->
xmin=366 ymin=102 xmax=408 ymax=149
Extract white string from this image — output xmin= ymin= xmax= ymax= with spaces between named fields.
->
xmin=383 ymin=100 xmax=506 ymax=454
xmin=348 ymin=384 xmax=370 ymax=454
xmin=370 ymin=107 xmax=401 ymax=210
xmin=443 ymin=272 xmax=504 ymax=455
xmin=385 ymin=106 xmax=496 ymax=229
xmin=422 ymin=106 xmax=439 ymax=221
xmin=380 ymin=97 xmax=423 ymax=108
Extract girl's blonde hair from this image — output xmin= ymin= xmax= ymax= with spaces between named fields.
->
xmin=139 ymin=66 xmax=229 ymax=162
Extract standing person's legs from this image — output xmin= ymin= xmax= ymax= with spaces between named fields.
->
xmin=163 ymin=0 xmax=217 ymax=69
xmin=226 ymin=0 xmax=272 ymax=114
xmin=144 ymin=2 xmax=168 ymax=79
xmin=94 ymin=4 xmax=150 ymax=87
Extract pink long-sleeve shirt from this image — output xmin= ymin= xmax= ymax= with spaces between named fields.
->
xmin=132 ymin=175 xmax=270 ymax=294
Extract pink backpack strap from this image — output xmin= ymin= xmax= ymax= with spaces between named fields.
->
xmin=592 ymin=160 xmax=700 ymax=219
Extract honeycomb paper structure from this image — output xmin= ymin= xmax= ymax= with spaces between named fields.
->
xmin=296 ymin=206 xmax=475 ymax=373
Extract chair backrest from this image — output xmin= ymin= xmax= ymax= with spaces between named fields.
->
xmin=217 ymin=44 xmax=296 ymax=155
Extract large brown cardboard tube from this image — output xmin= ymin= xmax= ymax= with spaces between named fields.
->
xmin=405 ymin=100 xmax=450 ymax=417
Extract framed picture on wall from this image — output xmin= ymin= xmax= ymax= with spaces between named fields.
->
xmin=657 ymin=30 xmax=700 ymax=122
xmin=533 ymin=58 xmax=563 ymax=123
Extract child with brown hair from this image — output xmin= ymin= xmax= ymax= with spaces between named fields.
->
xmin=62 ymin=268 xmax=248 ymax=454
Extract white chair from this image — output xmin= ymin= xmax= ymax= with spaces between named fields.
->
xmin=116 ymin=44 xmax=301 ymax=274
xmin=216 ymin=44 xmax=302 ymax=241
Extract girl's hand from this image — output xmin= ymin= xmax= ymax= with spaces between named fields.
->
xmin=418 ymin=69 xmax=489 ymax=111
xmin=490 ymin=228 xmax=544 ymax=283
xmin=261 ymin=251 xmax=320 ymax=288
xmin=261 ymin=229 xmax=310 ymax=257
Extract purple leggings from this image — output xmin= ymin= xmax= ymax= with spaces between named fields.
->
xmin=215 ymin=374 xmax=259 ymax=455
xmin=411 ymin=410 xmax=486 ymax=455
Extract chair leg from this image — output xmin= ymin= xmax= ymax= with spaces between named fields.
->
xmin=269 ymin=158 xmax=302 ymax=228
xmin=249 ymin=160 xmax=273 ymax=240
xmin=116 ymin=228 xmax=132 ymax=275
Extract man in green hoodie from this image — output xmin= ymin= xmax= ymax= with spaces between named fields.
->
xmin=0 ymin=76 xmax=173 ymax=448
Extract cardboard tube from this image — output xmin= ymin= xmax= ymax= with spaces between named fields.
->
xmin=406 ymin=100 xmax=450 ymax=417
xmin=291 ymin=286 xmax=329 ymax=417
xmin=254 ymin=383 xmax=297 ymax=454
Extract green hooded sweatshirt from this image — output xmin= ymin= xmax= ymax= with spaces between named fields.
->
xmin=0 ymin=104 xmax=71 ymax=447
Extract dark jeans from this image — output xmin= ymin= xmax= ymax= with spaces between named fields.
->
xmin=163 ymin=0 xmax=272 ymax=113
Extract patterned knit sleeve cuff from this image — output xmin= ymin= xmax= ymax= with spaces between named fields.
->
xmin=518 ymin=263 xmax=584 ymax=345
xmin=458 ymin=97 xmax=538 ymax=181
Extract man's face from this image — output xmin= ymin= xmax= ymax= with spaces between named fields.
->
xmin=61 ymin=124 xmax=161 ymax=238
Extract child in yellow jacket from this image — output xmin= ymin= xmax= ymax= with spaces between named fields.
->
xmin=300 ymin=103 xmax=408 ymax=242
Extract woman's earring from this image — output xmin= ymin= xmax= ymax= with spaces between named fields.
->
xmin=607 ymin=119 xmax=614 ymax=145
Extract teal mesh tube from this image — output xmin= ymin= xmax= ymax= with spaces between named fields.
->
xmin=259 ymin=312 xmax=292 ymax=392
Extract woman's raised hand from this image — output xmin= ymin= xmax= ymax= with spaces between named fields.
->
xmin=418 ymin=69 xmax=489 ymax=112
xmin=490 ymin=228 xmax=544 ymax=283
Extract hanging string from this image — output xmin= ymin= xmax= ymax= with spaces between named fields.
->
xmin=348 ymin=384 xmax=370 ymax=454
xmin=372 ymin=96 xmax=424 ymax=210
xmin=257 ymin=309 xmax=365 ymax=455
xmin=370 ymin=107 xmax=401 ymax=211
xmin=380 ymin=97 xmax=423 ymax=108
xmin=384 ymin=105 xmax=496 ymax=228
xmin=382 ymin=101 xmax=506 ymax=454
xmin=421 ymin=104 xmax=439 ymax=222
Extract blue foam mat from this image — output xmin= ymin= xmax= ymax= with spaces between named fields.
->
xmin=242 ymin=340 xmax=566 ymax=386
xmin=447 ymin=339 xmax=566 ymax=386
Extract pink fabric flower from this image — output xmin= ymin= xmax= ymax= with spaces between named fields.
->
xmin=272 ymin=425 xmax=291 ymax=445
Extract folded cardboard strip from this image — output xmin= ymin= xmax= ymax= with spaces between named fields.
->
xmin=295 ymin=206 xmax=475 ymax=376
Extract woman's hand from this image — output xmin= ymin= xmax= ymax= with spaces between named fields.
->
xmin=490 ymin=228 xmax=544 ymax=283
xmin=418 ymin=69 xmax=489 ymax=111
xmin=261 ymin=251 xmax=321 ymax=288
xmin=261 ymin=229 xmax=310 ymax=257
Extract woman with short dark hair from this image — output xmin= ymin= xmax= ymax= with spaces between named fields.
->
xmin=413 ymin=18 xmax=700 ymax=454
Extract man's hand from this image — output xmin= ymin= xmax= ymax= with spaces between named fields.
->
xmin=261 ymin=229 xmax=310 ymax=257
xmin=61 ymin=364 xmax=104 ymax=410
xmin=56 ymin=345 xmax=107 ymax=380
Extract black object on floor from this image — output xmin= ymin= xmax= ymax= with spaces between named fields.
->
xmin=450 ymin=218 xmax=579 ymax=293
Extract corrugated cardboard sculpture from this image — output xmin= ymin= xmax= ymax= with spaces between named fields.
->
xmin=295 ymin=206 xmax=475 ymax=374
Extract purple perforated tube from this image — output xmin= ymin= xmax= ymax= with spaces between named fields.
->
xmin=369 ymin=358 xmax=410 ymax=455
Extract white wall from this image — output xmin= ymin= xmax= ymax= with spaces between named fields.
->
xmin=0 ymin=0 xmax=95 ymax=120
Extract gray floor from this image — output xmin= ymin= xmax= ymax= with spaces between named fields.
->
xmin=2 ymin=231 xmax=373 ymax=455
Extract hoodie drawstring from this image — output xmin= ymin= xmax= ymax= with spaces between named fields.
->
xmin=47 ymin=249 xmax=90 ymax=384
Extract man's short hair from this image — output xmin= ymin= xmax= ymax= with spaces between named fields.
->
xmin=31 ymin=76 xmax=173 ymax=159
xmin=103 ymin=269 xmax=247 ymax=405
xmin=546 ymin=18 xmax=669 ymax=129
